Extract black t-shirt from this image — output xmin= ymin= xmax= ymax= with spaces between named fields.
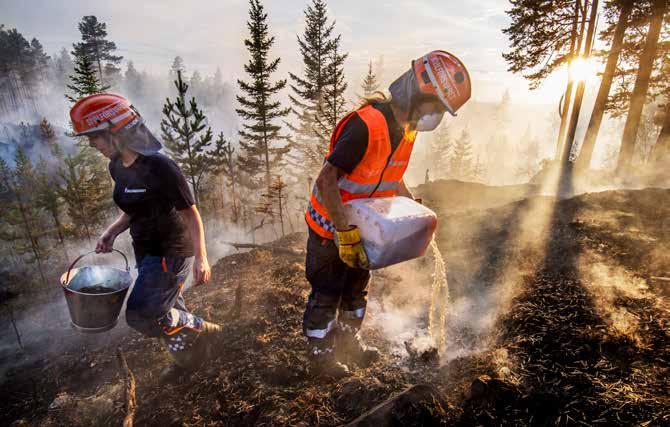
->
xmin=109 ymin=153 xmax=194 ymax=262
xmin=326 ymin=102 xmax=404 ymax=174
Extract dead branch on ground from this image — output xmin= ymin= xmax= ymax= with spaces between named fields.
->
xmin=117 ymin=348 xmax=137 ymax=427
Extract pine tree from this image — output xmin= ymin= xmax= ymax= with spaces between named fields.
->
xmin=39 ymin=117 xmax=56 ymax=144
xmin=72 ymin=16 xmax=123 ymax=86
xmin=601 ymin=1 xmax=669 ymax=118
xmin=28 ymin=38 xmax=49 ymax=83
xmin=57 ymin=149 xmax=111 ymax=242
xmin=286 ymin=0 xmax=339 ymax=178
xmin=0 ymin=27 xmax=49 ymax=114
xmin=360 ymin=60 xmax=380 ymax=98
xmin=575 ymin=0 xmax=635 ymax=170
xmin=161 ymin=70 xmax=225 ymax=206
xmin=236 ymin=0 xmax=291 ymax=190
xmin=124 ymin=60 xmax=143 ymax=97
xmin=0 ymin=151 xmax=50 ymax=286
xmin=502 ymin=1 xmax=582 ymax=89
xmin=35 ymin=158 xmax=67 ymax=248
xmin=315 ymin=41 xmax=348 ymax=141
xmin=66 ymin=50 xmax=108 ymax=102
xmin=617 ymin=0 xmax=668 ymax=171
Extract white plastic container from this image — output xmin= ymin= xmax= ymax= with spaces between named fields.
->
xmin=343 ymin=196 xmax=437 ymax=270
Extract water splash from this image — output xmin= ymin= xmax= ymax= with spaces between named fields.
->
xmin=428 ymin=238 xmax=450 ymax=355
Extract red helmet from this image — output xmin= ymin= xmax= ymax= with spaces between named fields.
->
xmin=70 ymin=93 xmax=140 ymax=136
xmin=412 ymin=50 xmax=471 ymax=116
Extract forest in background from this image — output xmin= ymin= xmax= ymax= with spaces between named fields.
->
xmin=0 ymin=0 xmax=669 ymax=331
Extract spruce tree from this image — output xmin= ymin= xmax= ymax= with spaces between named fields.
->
xmin=429 ymin=124 xmax=452 ymax=179
xmin=66 ymin=50 xmax=108 ymax=102
xmin=72 ymin=16 xmax=123 ymax=86
xmin=161 ymin=70 xmax=224 ymax=205
xmin=360 ymin=60 xmax=380 ymax=97
xmin=449 ymin=128 xmax=474 ymax=180
xmin=236 ymin=0 xmax=290 ymax=190
xmin=53 ymin=48 xmax=74 ymax=90
xmin=516 ymin=127 xmax=541 ymax=180
xmin=315 ymin=41 xmax=348 ymax=141
xmin=211 ymin=133 xmax=241 ymax=223
xmin=286 ymin=0 xmax=338 ymax=178
xmin=256 ymin=176 xmax=288 ymax=237
xmin=170 ymin=56 xmax=185 ymax=77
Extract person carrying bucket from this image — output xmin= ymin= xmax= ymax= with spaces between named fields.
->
xmin=69 ymin=93 xmax=222 ymax=381
xmin=303 ymin=50 xmax=472 ymax=378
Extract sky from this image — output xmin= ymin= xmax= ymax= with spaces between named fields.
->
xmin=1 ymin=0 xmax=576 ymax=107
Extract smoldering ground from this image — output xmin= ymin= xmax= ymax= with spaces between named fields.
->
xmin=0 ymin=221 xmax=270 ymax=380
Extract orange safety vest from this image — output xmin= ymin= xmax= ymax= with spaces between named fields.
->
xmin=305 ymin=104 xmax=417 ymax=239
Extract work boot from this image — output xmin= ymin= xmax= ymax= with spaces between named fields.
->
xmin=162 ymin=321 xmax=224 ymax=370
xmin=187 ymin=321 xmax=224 ymax=366
xmin=307 ymin=341 xmax=351 ymax=380
xmin=336 ymin=326 xmax=380 ymax=368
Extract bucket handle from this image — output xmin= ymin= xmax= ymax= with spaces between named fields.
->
xmin=64 ymin=249 xmax=130 ymax=285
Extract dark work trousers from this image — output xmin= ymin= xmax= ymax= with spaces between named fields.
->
xmin=303 ymin=228 xmax=370 ymax=352
xmin=125 ymin=255 xmax=204 ymax=355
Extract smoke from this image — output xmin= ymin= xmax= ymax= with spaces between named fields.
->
xmin=577 ymin=252 xmax=651 ymax=347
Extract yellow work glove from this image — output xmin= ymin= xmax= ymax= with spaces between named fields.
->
xmin=335 ymin=226 xmax=369 ymax=269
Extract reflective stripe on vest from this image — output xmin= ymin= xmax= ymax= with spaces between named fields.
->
xmin=307 ymin=202 xmax=335 ymax=234
xmin=305 ymin=104 xmax=415 ymax=239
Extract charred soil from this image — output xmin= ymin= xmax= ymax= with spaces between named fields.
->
xmin=2 ymin=184 xmax=669 ymax=426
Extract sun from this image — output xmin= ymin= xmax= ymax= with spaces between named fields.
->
xmin=569 ymin=56 xmax=597 ymax=82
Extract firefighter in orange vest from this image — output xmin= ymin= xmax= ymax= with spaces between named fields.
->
xmin=303 ymin=50 xmax=472 ymax=378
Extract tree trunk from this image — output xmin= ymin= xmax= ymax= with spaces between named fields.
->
xmin=616 ymin=0 xmax=667 ymax=172
xmin=650 ymin=100 xmax=670 ymax=165
xmin=6 ymin=305 xmax=24 ymax=350
xmin=555 ymin=0 xmax=582 ymax=159
xmin=576 ymin=0 xmax=633 ymax=171
xmin=277 ymin=184 xmax=285 ymax=237
xmin=561 ymin=0 xmax=598 ymax=167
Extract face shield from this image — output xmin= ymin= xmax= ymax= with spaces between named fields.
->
xmin=116 ymin=117 xmax=162 ymax=156
xmin=389 ymin=66 xmax=446 ymax=132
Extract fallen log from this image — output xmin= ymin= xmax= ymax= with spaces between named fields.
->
xmin=117 ymin=348 xmax=137 ymax=427
xmin=345 ymin=384 xmax=448 ymax=426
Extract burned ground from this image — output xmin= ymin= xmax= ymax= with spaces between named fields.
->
xmin=1 ymin=183 xmax=669 ymax=426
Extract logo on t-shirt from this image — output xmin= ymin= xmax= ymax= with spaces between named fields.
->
xmin=124 ymin=187 xmax=147 ymax=194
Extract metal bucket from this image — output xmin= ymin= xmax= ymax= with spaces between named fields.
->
xmin=60 ymin=250 xmax=132 ymax=333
